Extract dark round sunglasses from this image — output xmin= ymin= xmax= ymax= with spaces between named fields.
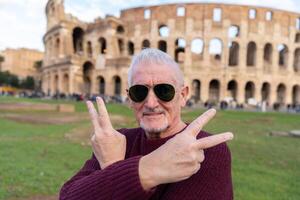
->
xmin=128 ymin=83 xmax=176 ymax=102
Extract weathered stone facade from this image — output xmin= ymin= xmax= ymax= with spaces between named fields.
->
xmin=0 ymin=48 xmax=43 ymax=79
xmin=42 ymin=0 xmax=300 ymax=107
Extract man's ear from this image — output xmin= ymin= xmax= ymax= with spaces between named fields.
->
xmin=180 ymin=86 xmax=189 ymax=107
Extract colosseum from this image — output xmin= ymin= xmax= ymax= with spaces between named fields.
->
xmin=42 ymin=0 xmax=300 ymax=108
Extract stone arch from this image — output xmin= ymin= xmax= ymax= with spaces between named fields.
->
xmin=209 ymin=38 xmax=222 ymax=61
xmin=118 ymin=39 xmax=125 ymax=55
xmin=191 ymin=38 xmax=204 ymax=62
xmin=228 ymin=25 xmax=239 ymax=38
xmin=54 ymin=74 xmax=59 ymax=95
xmin=55 ymin=38 xmax=60 ymax=57
xmin=263 ymin=43 xmax=272 ymax=64
xmin=97 ymin=76 xmax=105 ymax=95
xmin=142 ymin=39 xmax=150 ymax=49
xmin=158 ymin=40 xmax=167 ymax=53
xmin=191 ymin=79 xmax=201 ymax=102
xmin=72 ymin=27 xmax=84 ymax=54
xmin=293 ymin=48 xmax=300 ymax=72
xmin=278 ymin=44 xmax=288 ymax=68
xmin=158 ymin=25 xmax=169 ymax=37
xmin=62 ymin=74 xmax=69 ymax=95
xmin=83 ymin=61 xmax=94 ymax=96
xmin=247 ymin=41 xmax=256 ymax=66
xmin=245 ymin=81 xmax=255 ymax=102
xmin=98 ymin=37 xmax=106 ymax=54
xmin=292 ymin=85 xmax=300 ymax=105
xmin=261 ymin=82 xmax=270 ymax=103
xmin=228 ymin=42 xmax=239 ymax=66
xmin=227 ymin=80 xmax=238 ymax=100
xmin=295 ymin=33 xmax=300 ymax=43
xmin=113 ymin=76 xmax=121 ymax=96
xmin=87 ymin=41 xmax=93 ymax=57
xmin=276 ymin=83 xmax=286 ymax=104
xmin=175 ymin=38 xmax=186 ymax=63
xmin=209 ymin=79 xmax=220 ymax=102
xmin=128 ymin=41 xmax=134 ymax=55
xmin=116 ymin=25 xmax=125 ymax=34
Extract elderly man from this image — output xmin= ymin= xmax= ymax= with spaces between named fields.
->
xmin=60 ymin=48 xmax=234 ymax=200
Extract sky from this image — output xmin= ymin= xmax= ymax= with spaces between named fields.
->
xmin=0 ymin=0 xmax=300 ymax=52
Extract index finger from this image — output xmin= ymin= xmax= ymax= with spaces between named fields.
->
xmin=196 ymin=132 xmax=234 ymax=149
xmin=185 ymin=109 xmax=216 ymax=137
xmin=96 ymin=97 xmax=113 ymax=129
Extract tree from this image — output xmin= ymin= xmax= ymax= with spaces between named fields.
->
xmin=20 ymin=76 xmax=35 ymax=90
xmin=0 ymin=55 xmax=4 ymax=72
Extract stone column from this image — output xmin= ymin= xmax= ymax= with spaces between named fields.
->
xmin=237 ymin=81 xmax=245 ymax=104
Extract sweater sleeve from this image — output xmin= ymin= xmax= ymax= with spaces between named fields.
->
xmin=160 ymin=142 xmax=233 ymax=200
xmin=59 ymin=154 xmax=154 ymax=200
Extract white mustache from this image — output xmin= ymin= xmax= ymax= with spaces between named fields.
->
xmin=143 ymin=108 xmax=165 ymax=115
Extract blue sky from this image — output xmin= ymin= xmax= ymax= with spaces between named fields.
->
xmin=0 ymin=0 xmax=300 ymax=52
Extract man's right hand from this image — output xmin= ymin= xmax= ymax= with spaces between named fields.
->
xmin=139 ymin=109 xmax=233 ymax=190
xmin=86 ymin=97 xmax=126 ymax=169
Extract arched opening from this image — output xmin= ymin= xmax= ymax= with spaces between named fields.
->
xmin=177 ymin=6 xmax=185 ymax=16
xmin=191 ymin=38 xmax=204 ymax=61
xmin=228 ymin=25 xmax=239 ymax=38
xmin=116 ymin=25 xmax=125 ymax=34
xmin=158 ymin=25 xmax=169 ymax=37
xmin=276 ymin=83 xmax=286 ymax=104
xmin=72 ymin=27 xmax=84 ymax=54
xmin=87 ymin=41 xmax=93 ymax=57
xmin=292 ymin=85 xmax=300 ymax=105
xmin=293 ymin=48 xmax=300 ymax=72
xmin=209 ymin=38 xmax=222 ymax=61
xmin=62 ymin=74 xmax=69 ymax=95
xmin=55 ymin=38 xmax=60 ymax=57
xmin=228 ymin=42 xmax=239 ymax=66
xmin=263 ymin=43 xmax=272 ymax=64
xmin=245 ymin=81 xmax=255 ymax=102
xmin=295 ymin=33 xmax=300 ymax=43
xmin=247 ymin=42 xmax=256 ymax=66
xmin=98 ymin=37 xmax=106 ymax=54
xmin=118 ymin=39 xmax=125 ymax=55
xmin=54 ymin=74 xmax=59 ymax=95
xmin=142 ymin=39 xmax=150 ymax=49
xmin=209 ymin=79 xmax=220 ymax=102
xmin=175 ymin=38 xmax=186 ymax=63
xmin=227 ymin=80 xmax=237 ymax=100
xmin=97 ymin=76 xmax=105 ymax=95
xmin=128 ymin=41 xmax=134 ymax=55
xmin=261 ymin=82 xmax=270 ymax=103
xmin=113 ymin=76 xmax=121 ymax=96
xmin=83 ymin=61 xmax=94 ymax=96
xmin=191 ymin=79 xmax=201 ymax=102
xmin=158 ymin=40 xmax=167 ymax=52
xmin=278 ymin=44 xmax=288 ymax=68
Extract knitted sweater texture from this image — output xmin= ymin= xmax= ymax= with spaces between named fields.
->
xmin=60 ymin=127 xmax=233 ymax=200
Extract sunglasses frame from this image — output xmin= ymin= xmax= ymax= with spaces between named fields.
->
xmin=127 ymin=83 xmax=176 ymax=103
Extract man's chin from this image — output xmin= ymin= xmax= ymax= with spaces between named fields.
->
xmin=140 ymin=121 xmax=169 ymax=135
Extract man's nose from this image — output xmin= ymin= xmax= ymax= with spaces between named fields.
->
xmin=144 ymin=89 xmax=159 ymax=108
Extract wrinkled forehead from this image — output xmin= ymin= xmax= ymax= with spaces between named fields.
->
xmin=132 ymin=62 xmax=179 ymax=85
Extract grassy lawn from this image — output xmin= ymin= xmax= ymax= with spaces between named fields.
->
xmin=0 ymin=97 xmax=299 ymax=199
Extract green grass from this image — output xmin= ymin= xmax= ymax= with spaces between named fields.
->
xmin=0 ymin=97 xmax=300 ymax=199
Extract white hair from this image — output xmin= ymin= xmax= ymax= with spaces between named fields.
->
xmin=127 ymin=48 xmax=184 ymax=87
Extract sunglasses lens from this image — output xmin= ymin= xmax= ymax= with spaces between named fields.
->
xmin=154 ymin=84 xmax=175 ymax=102
xmin=129 ymin=85 xmax=148 ymax=102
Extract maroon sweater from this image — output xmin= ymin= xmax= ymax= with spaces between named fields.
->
xmin=60 ymin=128 xmax=233 ymax=200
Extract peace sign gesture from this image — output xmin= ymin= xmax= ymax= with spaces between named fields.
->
xmin=86 ymin=97 xmax=126 ymax=169
xmin=139 ymin=109 xmax=233 ymax=190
